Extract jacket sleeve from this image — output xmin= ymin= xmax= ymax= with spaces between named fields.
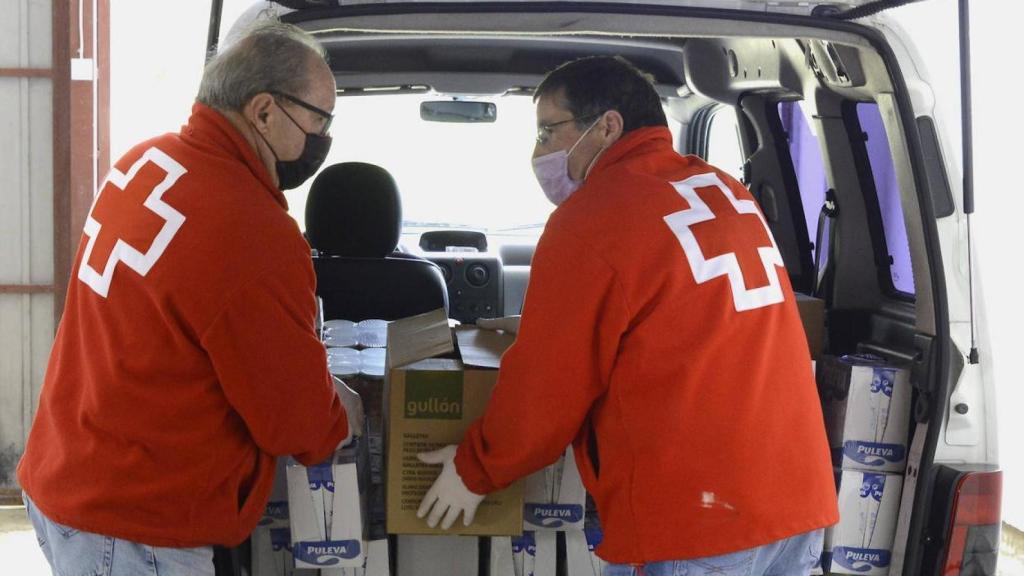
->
xmin=454 ymin=226 xmax=631 ymax=493
xmin=200 ymin=254 xmax=348 ymax=466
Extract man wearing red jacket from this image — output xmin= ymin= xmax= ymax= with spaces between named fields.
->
xmin=418 ymin=56 xmax=837 ymax=574
xmin=17 ymin=20 xmax=362 ymax=575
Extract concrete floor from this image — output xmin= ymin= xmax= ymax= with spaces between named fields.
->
xmin=0 ymin=506 xmax=50 ymax=575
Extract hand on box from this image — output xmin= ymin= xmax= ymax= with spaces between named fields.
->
xmin=476 ymin=315 xmax=521 ymax=335
xmin=416 ymin=445 xmax=485 ymax=529
xmin=333 ymin=376 xmax=365 ymax=448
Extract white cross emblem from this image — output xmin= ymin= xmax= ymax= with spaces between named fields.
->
xmin=78 ymin=147 xmax=187 ymax=298
xmin=663 ymin=172 xmax=784 ymax=312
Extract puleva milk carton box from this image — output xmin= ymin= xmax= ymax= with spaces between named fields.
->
xmin=522 ymin=446 xmax=586 ymax=532
xmin=385 ymin=309 xmax=524 ymax=535
xmin=396 ymin=534 xmax=479 ymax=576
xmin=566 ymin=527 xmax=607 ymax=576
xmin=251 ymin=526 xmax=304 ymax=576
xmin=286 ymin=435 xmax=370 ymax=569
xmin=818 ymin=354 xmax=911 ymax=472
xmin=321 ymin=538 xmax=390 ymax=576
xmin=495 ymin=531 xmax=556 ymax=576
xmin=830 ymin=470 xmax=903 ymax=575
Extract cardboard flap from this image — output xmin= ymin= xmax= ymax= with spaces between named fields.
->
xmin=454 ymin=326 xmax=516 ymax=369
xmin=385 ymin=308 xmax=454 ymax=370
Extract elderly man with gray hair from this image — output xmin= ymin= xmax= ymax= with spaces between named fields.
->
xmin=17 ymin=20 xmax=362 ymax=576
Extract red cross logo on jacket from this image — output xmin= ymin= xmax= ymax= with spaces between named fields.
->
xmin=78 ymin=147 xmax=187 ymax=298
xmin=663 ymin=172 xmax=784 ymax=312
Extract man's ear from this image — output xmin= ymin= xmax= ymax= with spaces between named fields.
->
xmin=244 ymin=92 xmax=276 ymax=133
xmin=600 ymin=110 xmax=625 ymax=145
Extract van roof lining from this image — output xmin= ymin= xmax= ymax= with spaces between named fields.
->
xmin=300 ymin=10 xmax=873 ymax=47
xmin=322 ymin=34 xmax=686 ymax=95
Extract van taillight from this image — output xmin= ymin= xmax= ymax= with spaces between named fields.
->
xmin=942 ymin=471 xmax=1002 ymax=575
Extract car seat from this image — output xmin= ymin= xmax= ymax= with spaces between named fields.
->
xmin=305 ymin=162 xmax=449 ymax=322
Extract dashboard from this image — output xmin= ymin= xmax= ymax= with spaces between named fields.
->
xmin=411 ymin=230 xmax=535 ymax=324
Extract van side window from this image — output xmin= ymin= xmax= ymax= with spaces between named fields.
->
xmin=704 ymin=106 xmax=745 ymax=182
xmin=854 ymin=102 xmax=915 ymax=295
xmin=777 ymin=101 xmax=828 ymax=264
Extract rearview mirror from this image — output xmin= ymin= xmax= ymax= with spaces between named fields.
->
xmin=420 ymin=101 xmax=497 ymax=123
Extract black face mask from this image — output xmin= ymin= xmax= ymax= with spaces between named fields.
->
xmin=274 ymin=131 xmax=332 ymax=190
xmin=256 ymin=101 xmax=333 ymax=190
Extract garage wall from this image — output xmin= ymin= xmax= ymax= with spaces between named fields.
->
xmin=0 ymin=0 xmax=55 ymax=489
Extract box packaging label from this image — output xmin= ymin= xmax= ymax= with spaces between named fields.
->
xmin=522 ymin=446 xmax=586 ymax=531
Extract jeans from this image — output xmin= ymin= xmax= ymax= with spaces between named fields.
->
xmin=604 ymin=529 xmax=824 ymax=576
xmin=23 ymin=492 xmax=215 ymax=576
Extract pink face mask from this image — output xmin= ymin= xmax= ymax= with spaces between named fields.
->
xmin=532 ymin=116 xmax=605 ymax=206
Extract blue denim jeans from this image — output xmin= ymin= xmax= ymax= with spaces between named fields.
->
xmin=604 ymin=529 xmax=824 ymax=576
xmin=23 ymin=492 xmax=214 ymax=576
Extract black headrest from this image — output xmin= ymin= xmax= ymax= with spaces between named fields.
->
xmin=305 ymin=162 xmax=402 ymax=257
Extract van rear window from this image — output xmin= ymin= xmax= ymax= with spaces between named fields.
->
xmin=777 ymin=101 xmax=827 ymax=263
xmin=855 ymin=103 xmax=915 ymax=295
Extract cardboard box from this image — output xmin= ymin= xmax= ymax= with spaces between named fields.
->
xmin=287 ymin=436 xmax=370 ymax=569
xmin=258 ymin=457 xmax=291 ymax=529
xmin=251 ymin=525 xmax=311 ymax=576
xmin=385 ymin=309 xmax=524 ymax=535
xmin=522 ymin=446 xmax=586 ymax=532
xmin=566 ymin=528 xmax=607 ymax=576
xmin=796 ymin=293 xmax=825 ymax=359
xmin=829 ymin=470 xmax=903 ymax=575
xmin=818 ymin=355 xmax=911 ymax=473
xmin=491 ymin=531 xmax=556 ymax=576
xmin=396 ymin=535 xmax=478 ymax=576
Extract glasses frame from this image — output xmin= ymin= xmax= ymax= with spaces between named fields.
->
xmin=271 ymin=91 xmax=334 ymax=135
xmin=536 ymin=111 xmax=603 ymax=145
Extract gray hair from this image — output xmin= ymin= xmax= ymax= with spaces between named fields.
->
xmin=196 ymin=18 xmax=327 ymax=112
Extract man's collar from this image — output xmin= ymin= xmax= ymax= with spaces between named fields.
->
xmin=588 ymin=126 xmax=674 ymax=176
xmin=182 ymin=102 xmax=287 ymax=210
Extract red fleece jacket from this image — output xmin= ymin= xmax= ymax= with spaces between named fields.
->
xmin=18 ymin=103 xmax=348 ymax=547
xmin=455 ymin=127 xmax=838 ymax=564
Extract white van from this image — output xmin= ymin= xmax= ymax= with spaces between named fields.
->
xmin=211 ymin=1 xmax=1001 ymax=574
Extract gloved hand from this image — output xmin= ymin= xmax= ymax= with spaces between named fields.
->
xmin=476 ymin=315 xmax=521 ymax=335
xmin=416 ymin=445 xmax=486 ymax=529
xmin=333 ymin=376 xmax=365 ymax=448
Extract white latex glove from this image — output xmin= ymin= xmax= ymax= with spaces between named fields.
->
xmin=476 ymin=315 xmax=521 ymax=335
xmin=416 ymin=445 xmax=486 ymax=529
xmin=333 ymin=376 xmax=365 ymax=448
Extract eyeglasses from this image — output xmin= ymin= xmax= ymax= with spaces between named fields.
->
xmin=535 ymin=112 xmax=604 ymax=145
xmin=271 ymin=91 xmax=334 ymax=135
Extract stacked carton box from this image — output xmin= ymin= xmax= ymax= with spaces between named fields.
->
xmin=566 ymin=525 xmax=608 ymax=576
xmin=818 ymin=354 xmax=911 ymax=575
xmin=395 ymin=535 xmax=479 ymax=576
xmin=286 ymin=435 xmax=370 ymax=570
xmin=522 ymin=446 xmax=586 ymax=532
xmin=829 ymin=470 xmax=903 ymax=575
xmin=489 ymin=531 xmax=557 ymax=576
xmin=252 ymin=449 xmax=309 ymax=575
xmin=384 ymin=309 xmax=524 ymax=536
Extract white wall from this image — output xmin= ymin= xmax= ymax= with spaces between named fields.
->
xmin=0 ymin=0 xmax=54 ymax=488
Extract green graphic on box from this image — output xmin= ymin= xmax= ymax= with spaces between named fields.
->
xmin=405 ymin=372 xmax=464 ymax=420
